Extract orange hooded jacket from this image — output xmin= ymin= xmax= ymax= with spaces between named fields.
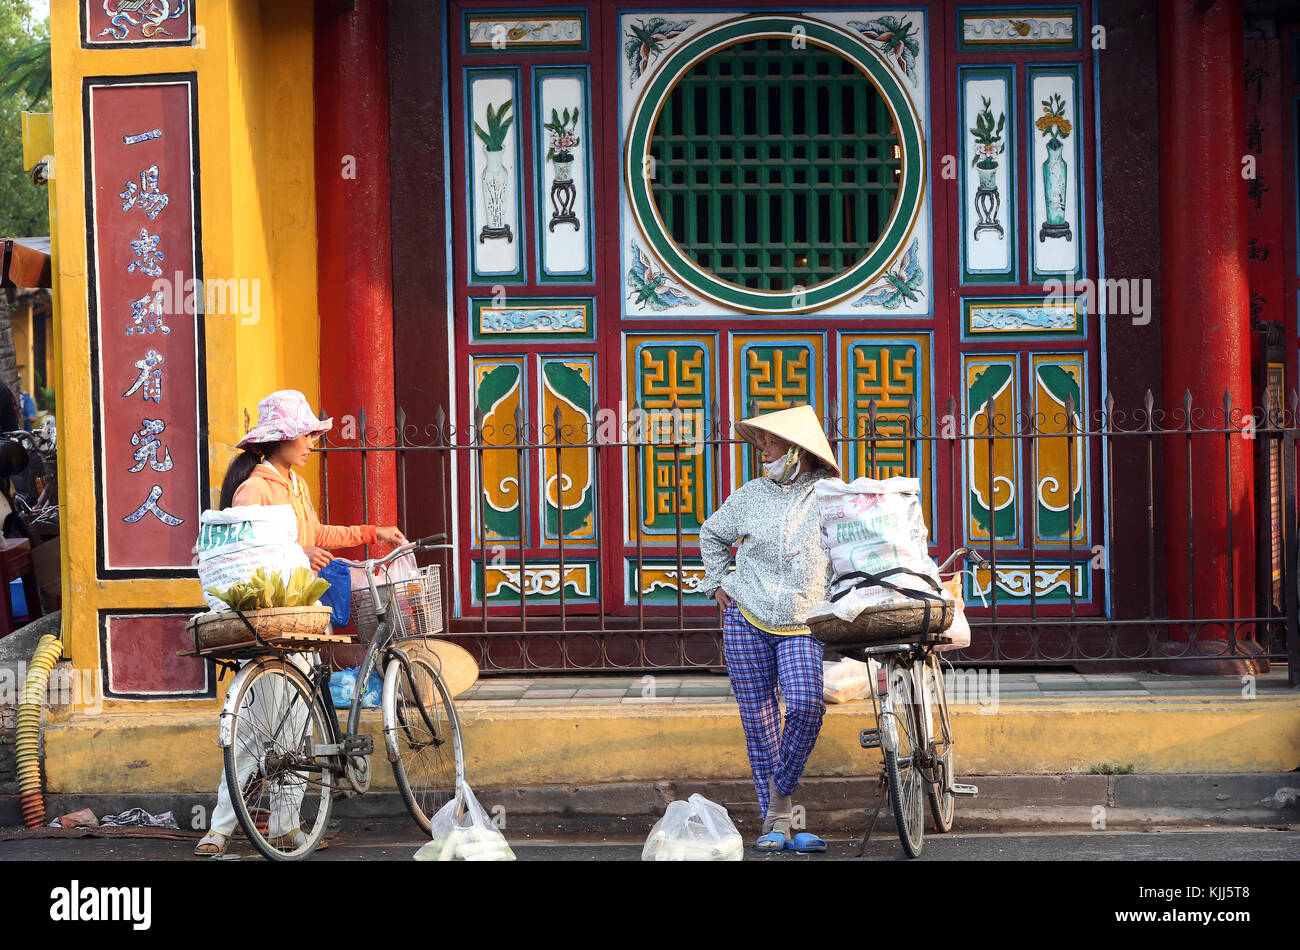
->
xmin=232 ymin=462 xmax=377 ymax=549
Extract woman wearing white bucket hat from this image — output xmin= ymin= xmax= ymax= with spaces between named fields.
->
xmin=699 ymin=404 xmax=839 ymax=853
xmin=194 ymin=389 xmax=406 ymax=856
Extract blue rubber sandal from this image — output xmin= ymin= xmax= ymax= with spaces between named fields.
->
xmin=784 ymin=832 xmax=828 ymax=853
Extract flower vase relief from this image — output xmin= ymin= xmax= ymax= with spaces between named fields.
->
xmin=476 ymin=99 xmax=514 ymax=243
xmin=544 ymin=106 xmax=581 ymax=232
xmin=1035 ymin=92 xmax=1073 ymax=242
xmin=970 ymin=96 xmax=1005 ymax=240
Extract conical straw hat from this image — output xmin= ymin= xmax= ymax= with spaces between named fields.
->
xmin=734 ymin=405 xmax=840 ymax=477
xmin=398 ymin=638 xmax=479 ymax=698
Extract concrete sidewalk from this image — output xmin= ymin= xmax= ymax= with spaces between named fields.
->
xmin=24 ymin=669 xmax=1299 ymax=800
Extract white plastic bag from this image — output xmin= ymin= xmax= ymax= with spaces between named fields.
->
xmin=414 ymin=784 xmax=515 ymax=861
xmin=815 ymin=477 xmax=940 ymax=606
xmin=196 ymin=505 xmax=311 ymax=611
xmin=823 ymin=656 xmax=880 ymax=703
xmin=641 ymin=794 xmax=743 ymax=861
xmin=937 ymin=578 xmax=971 ymax=653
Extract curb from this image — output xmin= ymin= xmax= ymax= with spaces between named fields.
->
xmin=4 ymin=773 xmax=1297 ymax=835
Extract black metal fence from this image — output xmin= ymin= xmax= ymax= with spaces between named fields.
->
xmin=317 ymin=393 xmax=1299 ymax=684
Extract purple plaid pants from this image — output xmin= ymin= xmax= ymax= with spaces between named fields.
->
xmin=722 ymin=604 xmax=826 ymax=819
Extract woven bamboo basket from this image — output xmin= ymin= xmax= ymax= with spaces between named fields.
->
xmin=807 ymin=597 xmax=955 ymax=648
xmin=186 ymin=605 xmax=335 ymax=653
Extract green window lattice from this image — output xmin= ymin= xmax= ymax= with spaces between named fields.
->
xmin=648 ymin=39 xmax=903 ymax=292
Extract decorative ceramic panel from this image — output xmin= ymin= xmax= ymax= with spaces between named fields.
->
xmin=961 ymin=295 xmax=1085 ymax=340
xmin=102 ymin=611 xmax=211 ymax=699
xmin=625 ymin=558 xmax=714 ymax=603
xmin=470 ymin=356 xmax=526 ymax=544
xmin=1027 ymin=65 xmax=1084 ymax=282
xmin=959 ymin=66 xmax=1016 ymax=284
xmin=85 ymin=77 xmax=206 ymax=575
xmin=472 ymin=560 xmax=597 ymax=605
xmin=730 ymin=333 xmax=826 ymax=486
xmin=965 ymin=561 xmax=1089 ymax=605
xmin=964 ymin=354 xmax=1021 ymax=545
xmin=83 ymin=1 xmax=194 ymax=48
xmin=467 ymin=68 xmax=524 ymax=282
xmin=624 ymin=334 xmax=716 ymax=542
xmin=464 ymin=10 xmax=587 ymax=53
xmin=538 ymin=357 xmax=597 ymax=545
xmin=534 ymin=67 xmax=594 ymax=283
xmin=1030 ymin=353 xmax=1088 ymax=547
xmin=957 ymin=6 xmax=1080 ymax=51
xmin=470 ymin=296 xmax=594 ymax=342
xmin=620 ymin=10 xmax=932 ymax=317
xmin=838 ymin=333 xmax=934 ymax=533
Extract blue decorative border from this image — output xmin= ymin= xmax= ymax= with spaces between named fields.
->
xmin=1026 ymin=63 xmax=1085 ymax=284
xmin=537 ymin=354 xmax=599 ymax=544
xmin=616 ymin=6 xmax=935 ymax=321
xmin=624 ymin=332 xmax=717 ymax=538
xmin=956 ymin=4 xmax=1082 ymax=52
xmin=469 ymin=354 xmax=529 ymax=546
xmin=465 ymin=66 xmax=526 ymax=285
xmin=462 ymin=8 xmax=589 ymax=55
xmin=533 ymin=65 xmax=596 ymax=284
xmin=1028 ymin=350 xmax=1090 ymax=549
xmin=960 ymin=294 xmax=1087 ymax=341
xmin=470 ymin=295 xmax=596 ymax=342
xmin=961 ymin=351 xmax=1023 ymax=548
xmin=958 ymin=64 xmax=1018 ymax=285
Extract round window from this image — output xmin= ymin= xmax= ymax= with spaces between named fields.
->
xmin=625 ymin=17 xmax=925 ymax=313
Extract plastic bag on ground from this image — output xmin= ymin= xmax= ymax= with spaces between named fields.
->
xmin=414 ymin=784 xmax=515 ymax=861
xmin=823 ymin=656 xmax=880 ymax=703
xmin=641 ymin=794 xmax=743 ymax=861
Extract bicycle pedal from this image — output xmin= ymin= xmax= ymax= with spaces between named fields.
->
xmin=343 ymin=735 xmax=374 ymax=756
xmin=950 ymin=783 xmax=979 ymax=797
xmin=859 ymin=728 xmax=882 ymax=749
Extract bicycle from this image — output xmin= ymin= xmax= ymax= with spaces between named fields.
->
xmin=850 ymin=547 xmax=986 ymax=858
xmin=216 ymin=534 xmax=465 ymax=861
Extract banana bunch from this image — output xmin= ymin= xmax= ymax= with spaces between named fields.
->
xmin=206 ymin=567 xmax=331 ymax=610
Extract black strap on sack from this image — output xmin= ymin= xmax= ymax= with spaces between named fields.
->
xmin=829 ymin=567 xmax=946 ymax=635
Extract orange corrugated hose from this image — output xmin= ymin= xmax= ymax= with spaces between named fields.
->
xmin=16 ymin=634 xmax=61 ymax=827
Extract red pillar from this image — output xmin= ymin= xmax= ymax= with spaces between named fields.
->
xmin=314 ymin=0 xmax=398 ymax=542
xmin=1158 ymin=0 xmax=1255 ymax=645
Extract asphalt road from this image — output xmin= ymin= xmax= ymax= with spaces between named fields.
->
xmin=2 ymin=825 xmax=1296 ymax=861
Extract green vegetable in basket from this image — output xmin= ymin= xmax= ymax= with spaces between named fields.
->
xmin=205 ymin=567 xmax=332 ymax=610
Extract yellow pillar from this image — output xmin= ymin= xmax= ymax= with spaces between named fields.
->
xmin=48 ymin=0 xmax=320 ymax=713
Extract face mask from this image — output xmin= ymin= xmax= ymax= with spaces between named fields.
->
xmin=763 ymin=446 xmax=802 ymax=484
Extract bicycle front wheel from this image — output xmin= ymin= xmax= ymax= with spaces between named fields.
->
xmin=224 ymin=656 xmax=334 ymax=861
xmin=883 ymin=657 xmax=926 ymax=858
xmin=383 ymin=644 xmax=465 ymax=833
xmin=920 ymin=652 xmax=955 ymax=832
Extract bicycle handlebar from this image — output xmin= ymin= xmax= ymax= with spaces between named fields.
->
xmin=330 ymin=533 xmax=450 ymax=572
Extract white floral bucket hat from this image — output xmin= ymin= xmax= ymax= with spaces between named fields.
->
xmin=237 ymin=390 xmax=333 ymax=448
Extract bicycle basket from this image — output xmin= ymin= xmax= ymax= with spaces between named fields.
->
xmin=351 ymin=565 xmax=444 ymax=644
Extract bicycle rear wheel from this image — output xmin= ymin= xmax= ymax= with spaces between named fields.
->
xmin=882 ymin=657 xmax=926 ymax=858
xmin=920 ymin=652 xmax=955 ymax=833
xmin=224 ymin=656 xmax=334 ymax=861
xmin=383 ymin=644 xmax=465 ymax=833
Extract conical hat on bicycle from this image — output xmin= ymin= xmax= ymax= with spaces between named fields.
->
xmin=734 ymin=405 xmax=840 ymax=477
xmin=398 ymin=638 xmax=479 ymax=698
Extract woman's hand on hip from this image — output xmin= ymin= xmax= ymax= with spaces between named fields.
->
xmin=714 ymin=589 xmax=733 ymax=609
xmin=376 ymin=526 xmax=407 ymax=546
xmin=304 ymin=546 xmax=332 ymax=572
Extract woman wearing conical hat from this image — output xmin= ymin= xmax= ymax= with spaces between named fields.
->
xmin=699 ymin=404 xmax=839 ymax=852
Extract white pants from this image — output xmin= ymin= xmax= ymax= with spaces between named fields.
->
xmin=209 ymin=653 xmax=319 ymax=838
